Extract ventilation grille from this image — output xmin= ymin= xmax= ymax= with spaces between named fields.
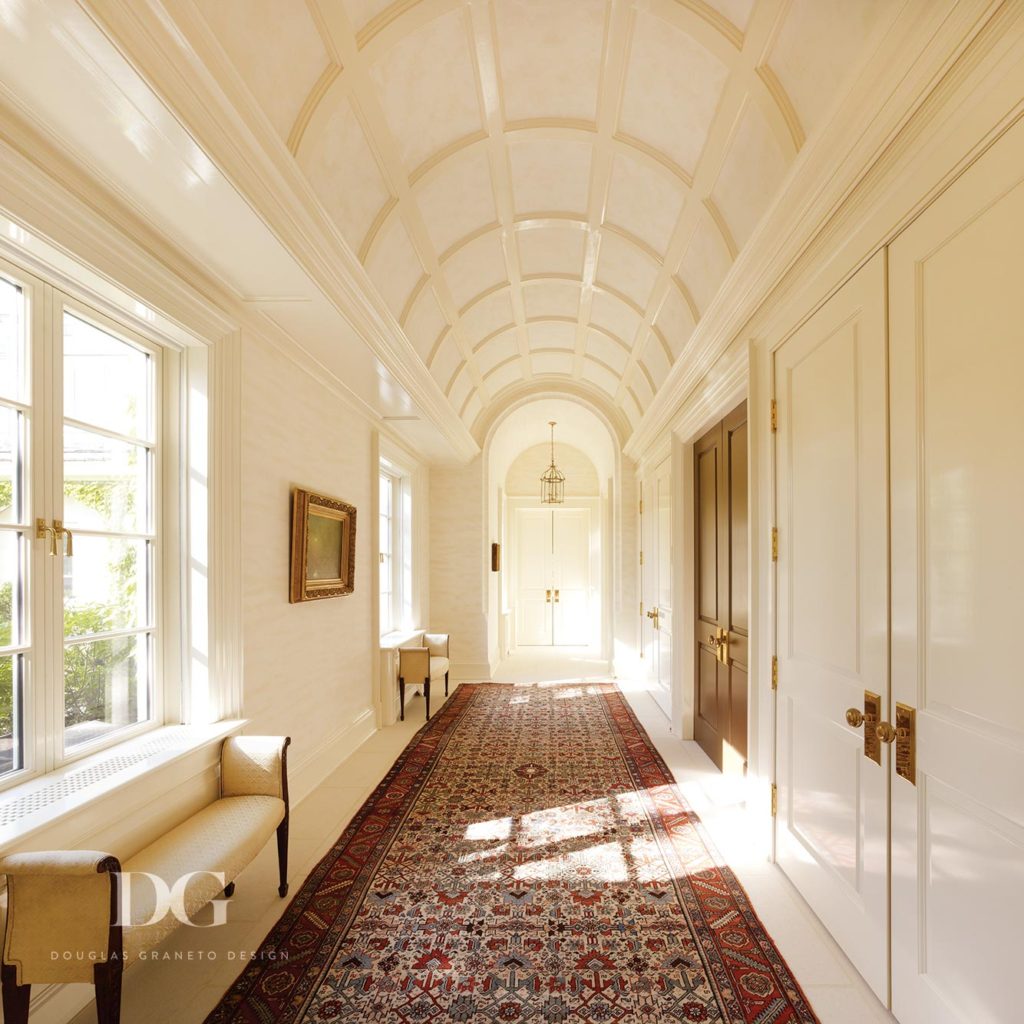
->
xmin=0 ymin=731 xmax=210 ymax=827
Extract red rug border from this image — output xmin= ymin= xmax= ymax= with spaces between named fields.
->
xmin=204 ymin=682 xmax=819 ymax=1023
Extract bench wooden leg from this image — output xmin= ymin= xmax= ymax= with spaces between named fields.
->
xmin=277 ymin=817 xmax=290 ymax=897
xmin=1 ymin=963 xmax=30 ymax=1024
xmin=399 ymin=676 xmax=405 ymax=721
xmin=223 ymin=881 xmax=235 ymax=898
xmin=425 ymin=678 xmax=431 ymax=720
xmin=94 ymin=957 xmax=123 ymax=1024
xmin=445 ymin=671 xmax=449 ymax=696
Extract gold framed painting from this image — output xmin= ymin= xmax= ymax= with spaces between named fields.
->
xmin=289 ymin=488 xmax=357 ymax=602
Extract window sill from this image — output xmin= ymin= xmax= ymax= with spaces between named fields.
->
xmin=380 ymin=628 xmax=424 ymax=649
xmin=0 ymin=719 xmax=247 ymax=854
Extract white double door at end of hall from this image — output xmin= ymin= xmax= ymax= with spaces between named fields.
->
xmin=515 ymin=506 xmax=592 ymax=647
xmin=774 ymin=115 xmax=1024 ymax=1024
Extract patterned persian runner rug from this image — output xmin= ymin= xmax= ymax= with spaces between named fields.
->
xmin=207 ymin=683 xmax=818 ymax=1023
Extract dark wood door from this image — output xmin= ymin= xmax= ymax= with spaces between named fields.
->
xmin=694 ymin=402 xmax=748 ymax=772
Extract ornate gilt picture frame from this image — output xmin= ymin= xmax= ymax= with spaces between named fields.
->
xmin=289 ymin=487 xmax=357 ymax=603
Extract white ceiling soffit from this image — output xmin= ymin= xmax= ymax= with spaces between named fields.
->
xmin=11 ymin=0 xmax=939 ymax=456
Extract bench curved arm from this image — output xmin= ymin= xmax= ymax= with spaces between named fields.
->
xmin=221 ymin=735 xmax=291 ymax=802
xmin=1 ymin=851 xmax=121 ymax=985
xmin=424 ymin=633 xmax=449 ymax=658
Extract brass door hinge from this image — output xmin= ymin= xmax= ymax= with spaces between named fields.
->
xmin=639 ymin=550 xmax=644 ymax=566
xmin=771 ymin=527 xmax=778 ymax=561
xmin=771 ymin=783 xmax=778 ymax=817
xmin=639 ymin=498 xmax=643 ymax=515
xmin=770 ymin=398 xmax=778 ymax=432
xmin=640 ymin=602 xmax=644 ymax=617
xmin=771 ymin=655 xmax=778 ymax=691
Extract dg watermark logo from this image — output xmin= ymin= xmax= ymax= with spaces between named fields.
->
xmin=115 ymin=870 xmax=232 ymax=929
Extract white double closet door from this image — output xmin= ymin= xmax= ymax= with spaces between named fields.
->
xmin=775 ymin=117 xmax=1024 ymax=1024
xmin=515 ymin=506 xmax=591 ymax=647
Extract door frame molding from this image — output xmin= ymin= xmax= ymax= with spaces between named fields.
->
xmin=506 ymin=497 xmax=603 ymax=655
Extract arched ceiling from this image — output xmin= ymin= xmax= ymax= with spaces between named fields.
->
xmin=194 ymin=0 xmax=889 ymax=437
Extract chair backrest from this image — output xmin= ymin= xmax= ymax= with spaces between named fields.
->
xmin=424 ymin=633 xmax=449 ymax=658
xmin=398 ymin=645 xmax=430 ymax=683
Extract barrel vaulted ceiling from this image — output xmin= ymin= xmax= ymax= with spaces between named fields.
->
xmin=188 ymin=0 xmax=887 ymax=435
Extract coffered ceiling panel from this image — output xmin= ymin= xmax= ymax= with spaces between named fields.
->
xmin=189 ymin=0 xmax=897 ymax=437
xmin=298 ymin=97 xmax=391 ymax=253
xmin=415 ymin=149 xmax=498 ymax=256
xmin=767 ymin=0 xmax=892 ymax=138
xmin=194 ymin=0 xmax=329 ymax=142
xmin=365 ymin=215 xmax=425 ymax=318
xmin=443 ymin=231 xmax=510 ymax=310
xmin=369 ymin=8 xmax=484 ymax=172
xmin=711 ymin=104 xmax=789 ymax=250
xmin=404 ymin=285 xmax=448 ymax=361
xmin=494 ymin=0 xmax=606 ymax=124
xmin=619 ymin=9 xmax=729 ymax=177
xmin=604 ymin=152 xmax=687 ymax=257
xmin=517 ymin=226 xmax=586 ymax=278
xmin=509 ymin=137 xmax=593 ymax=216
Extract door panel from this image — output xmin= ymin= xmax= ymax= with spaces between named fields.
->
xmin=694 ymin=404 xmax=747 ymax=771
xmin=515 ymin=509 xmax=552 ymax=646
xmin=775 ymin=252 xmax=889 ymax=1000
xmin=553 ymin=507 xmax=590 ymax=645
xmin=654 ymin=458 xmax=672 ymax=718
xmin=889 ymin=118 xmax=1024 ymax=1024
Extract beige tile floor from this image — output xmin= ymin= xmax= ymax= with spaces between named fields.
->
xmin=67 ymin=657 xmax=895 ymax=1024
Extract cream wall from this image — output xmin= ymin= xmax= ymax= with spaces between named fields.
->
xmin=429 ymin=456 xmax=491 ymax=677
xmin=241 ymin=333 xmax=376 ymax=790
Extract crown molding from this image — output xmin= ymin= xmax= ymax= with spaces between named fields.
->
xmin=623 ymin=0 xmax=1008 ymax=459
xmin=79 ymin=0 xmax=479 ymax=463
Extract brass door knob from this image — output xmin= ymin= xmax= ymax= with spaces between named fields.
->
xmin=876 ymin=721 xmax=897 ymax=744
xmin=845 ymin=708 xmax=864 ymax=728
xmin=708 ymin=633 xmax=721 ymax=646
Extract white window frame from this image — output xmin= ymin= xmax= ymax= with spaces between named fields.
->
xmin=379 ymin=457 xmax=414 ymax=637
xmin=0 ymin=250 xmax=185 ymax=793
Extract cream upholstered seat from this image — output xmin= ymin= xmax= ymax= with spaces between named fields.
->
xmin=398 ymin=632 xmax=450 ymax=721
xmin=0 ymin=734 xmax=290 ymax=1024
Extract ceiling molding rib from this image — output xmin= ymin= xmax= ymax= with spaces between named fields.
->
xmin=311 ymin=0 xmax=492 ymax=405
xmin=612 ymin=0 xmax=789 ymax=411
xmin=571 ymin=0 xmax=634 ymax=381
xmin=467 ymin=0 xmax=541 ymax=382
xmin=81 ymin=0 xmax=479 ymax=461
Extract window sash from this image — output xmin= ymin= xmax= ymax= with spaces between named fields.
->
xmin=0 ymin=254 xmax=172 ymax=791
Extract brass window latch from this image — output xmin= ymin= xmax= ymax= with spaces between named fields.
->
xmin=36 ymin=519 xmax=73 ymax=557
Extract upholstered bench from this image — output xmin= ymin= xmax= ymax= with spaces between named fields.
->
xmin=398 ymin=632 xmax=450 ymax=721
xmin=0 ymin=735 xmax=290 ymax=1024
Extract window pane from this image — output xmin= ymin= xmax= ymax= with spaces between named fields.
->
xmin=0 ymin=405 xmax=21 ymax=525
xmin=64 ymin=536 xmax=149 ymax=638
xmin=64 ymin=314 xmax=151 ymax=440
xmin=64 ymin=426 xmax=149 ymax=534
xmin=0 ymin=277 xmax=25 ymax=404
xmin=0 ymin=531 xmax=22 ymax=647
xmin=64 ymin=632 xmax=149 ymax=750
xmin=379 ymin=475 xmax=392 ymax=516
xmin=0 ymin=653 xmax=23 ymax=776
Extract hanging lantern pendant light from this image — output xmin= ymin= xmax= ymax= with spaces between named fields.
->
xmin=540 ymin=420 xmax=566 ymax=505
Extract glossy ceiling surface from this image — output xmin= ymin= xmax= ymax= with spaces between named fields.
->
xmin=191 ymin=0 xmax=889 ymax=436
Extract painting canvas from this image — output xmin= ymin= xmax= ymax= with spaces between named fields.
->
xmin=290 ymin=488 xmax=357 ymax=602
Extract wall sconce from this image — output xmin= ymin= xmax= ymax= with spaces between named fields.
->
xmin=491 ymin=542 xmax=501 ymax=572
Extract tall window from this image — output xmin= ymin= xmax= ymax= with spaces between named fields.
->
xmin=379 ymin=460 xmax=413 ymax=635
xmin=0 ymin=258 xmax=164 ymax=787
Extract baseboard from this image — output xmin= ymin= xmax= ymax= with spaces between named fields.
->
xmin=287 ymin=706 xmax=377 ymax=805
xmin=451 ymin=663 xmax=492 ymax=681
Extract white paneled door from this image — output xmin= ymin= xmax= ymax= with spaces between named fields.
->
xmin=774 ymin=251 xmax=890 ymax=1001
xmin=888 ymin=118 xmax=1024 ymax=1024
xmin=514 ymin=506 xmax=592 ymax=647
xmin=641 ymin=459 xmax=672 ymax=719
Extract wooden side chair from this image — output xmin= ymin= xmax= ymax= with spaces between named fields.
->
xmin=398 ymin=633 xmax=450 ymax=721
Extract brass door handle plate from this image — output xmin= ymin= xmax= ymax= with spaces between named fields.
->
xmin=845 ymin=708 xmax=865 ymax=728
